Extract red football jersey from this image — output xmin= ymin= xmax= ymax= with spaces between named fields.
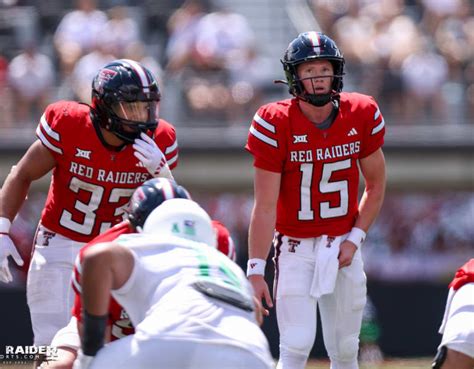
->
xmin=449 ymin=259 xmax=474 ymax=291
xmin=246 ymin=93 xmax=385 ymax=238
xmin=212 ymin=220 xmax=236 ymax=262
xmin=36 ymin=101 xmax=178 ymax=242
xmin=72 ymin=219 xmax=237 ymax=341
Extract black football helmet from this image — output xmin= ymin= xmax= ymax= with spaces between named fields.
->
xmin=91 ymin=59 xmax=161 ymax=143
xmin=127 ymin=178 xmax=191 ymax=230
xmin=281 ymin=32 xmax=345 ymax=106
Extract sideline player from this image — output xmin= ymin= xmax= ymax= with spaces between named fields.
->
xmin=72 ymin=198 xmax=273 ymax=369
xmin=0 ymin=59 xmax=178 ymax=346
xmin=44 ymin=178 xmax=238 ymax=369
xmin=432 ymin=259 xmax=474 ymax=369
xmin=246 ymin=31 xmax=386 ymax=369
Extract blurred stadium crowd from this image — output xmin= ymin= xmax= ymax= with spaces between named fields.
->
xmin=0 ymin=0 xmax=472 ymax=127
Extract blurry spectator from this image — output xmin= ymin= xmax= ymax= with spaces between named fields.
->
xmin=166 ymin=5 xmax=260 ymax=123
xmin=123 ymin=41 xmax=163 ymax=85
xmin=434 ymin=0 xmax=474 ymax=122
xmin=0 ymin=54 xmax=13 ymax=128
xmin=400 ymin=38 xmax=449 ymax=123
xmin=165 ymin=0 xmax=209 ymax=73
xmin=312 ymin=0 xmax=473 ymax=125
xmin=69 ymin=41 xmax=115 ymax=103
xmin=54 ymin=0 xmax=108 ymax=77
xmin=192 ymin=8 xmax=255 ymax=71
xmin=7 ymin=43 xmax=54 ymax=125
xmin=100 ymin=5 xmax=141 ymax=58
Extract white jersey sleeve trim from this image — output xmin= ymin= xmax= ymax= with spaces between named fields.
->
xmin=373 ymin=108 xmax=381 ymax=121
xmin=371 ymin=118 xmax=385 ymax=135
xmin=249 ymin=126 xmax=278 ymax=148
xmin=254 ymin=113 xmax=276 ymax=133
xmin=36 ymin=126 xmax=63 ymax=154
xmin=228 ymin=235 xmax=236 ymax=261
xmin=167 ymin=153 xmax=178 ymax=166
xmin=40 ymin=113 xmax=61 ymax=140
xmin=165 ymin=140 xmax=178 ymax=154
xmin=71 ymin=256 xmax=82 ymax=293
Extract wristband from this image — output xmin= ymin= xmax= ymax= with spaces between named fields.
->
xmin=346 ymin=227 xmax=366 ymax=249
xmin=0 ymin=217 xmax=11 ymax=233
xmin=82 ymin=311 xmax=108 ymax=356
xmin=246 ymin=258 xmax=266 ymax=277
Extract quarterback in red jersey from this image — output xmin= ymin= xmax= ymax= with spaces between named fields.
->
xmin=246 ymin=32 xmax=386 ymax=369
xmin=433 ymin=259 xmax=474 ymax=369
xmin=0 ymin=59 xmax=179 ymax=346
xmin=44 ymin=178 xmax=237 ymax=369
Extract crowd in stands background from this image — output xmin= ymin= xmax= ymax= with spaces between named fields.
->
xmin=0 ymin=0 xmax=472 ymax=127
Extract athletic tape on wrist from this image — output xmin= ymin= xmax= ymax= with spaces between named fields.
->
xmin=0 ymin=217 xmax=11 ymax=233
xmin=246 ymin=258 xmax=266 ymax=276
xmin=346 ymin=227 xmax=366 ymax=249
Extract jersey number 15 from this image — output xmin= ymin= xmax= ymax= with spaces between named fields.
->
xmin=298 ymin=159 xmax=351 ymax=221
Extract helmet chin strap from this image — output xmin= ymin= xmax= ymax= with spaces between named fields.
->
xmin=303 ymin=93 xmax=333 ymax=107
xmin=301 ymin=91 xmax=341 ymax=107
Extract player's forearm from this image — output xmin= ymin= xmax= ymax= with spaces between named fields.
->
xmin=1 ymin=141 xmax=56 ymax=220
xmin=0 ymin=169 xmax=32 ymax=220
xmin=354 ymin=181 xmax=385 ymax=233
xmin=82 ymin=248 xmax=114 ymax=316
xmin=248 ymin=207 xmax=276 ymax=260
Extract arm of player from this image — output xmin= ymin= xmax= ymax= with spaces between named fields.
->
xmin=356 ymin=148 xmax=386 ymax=232
xmin=72 ymin=263 xmax=113 ymax=345
xmin=247 ymin=167 xmax=281 ymax=315
xmin=0 ymin=140 xmax=56 ymax=282
xmin=338 ymin=148 xmax=386 ymax=268
xmin=79 ymin=242 xmax=134 ymax=356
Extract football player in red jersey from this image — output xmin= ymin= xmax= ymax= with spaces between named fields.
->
xmin=432 ymin=259 xmax=474 ymax=369
xmin=245 ymin=32 xmax=386 ymax=369
xmin=0 ymin=59 xmax=179 ymax=346
xmin=43 ymin=178 xmax=238 ymax=369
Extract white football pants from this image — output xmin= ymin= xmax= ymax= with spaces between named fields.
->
xmin=439 ymin=282 xmax=474 ymax=358
xmin=274 ymin=233 xmax=367 ymax=369
xmin=27 ymin=225 xmax=85 ymax=345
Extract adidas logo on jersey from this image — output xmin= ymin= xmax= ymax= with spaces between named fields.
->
xmin=75 ymin=148 xmax=91 ymax=159
xmin=347 ymin=128 xmax=358 ymax=136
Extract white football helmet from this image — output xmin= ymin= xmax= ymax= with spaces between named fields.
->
xmin=142 ymin=198 xmax=216 ymax=248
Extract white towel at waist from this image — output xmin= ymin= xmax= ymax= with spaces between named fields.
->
xmin=310 ymin=235 xmax=341 ymax=299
